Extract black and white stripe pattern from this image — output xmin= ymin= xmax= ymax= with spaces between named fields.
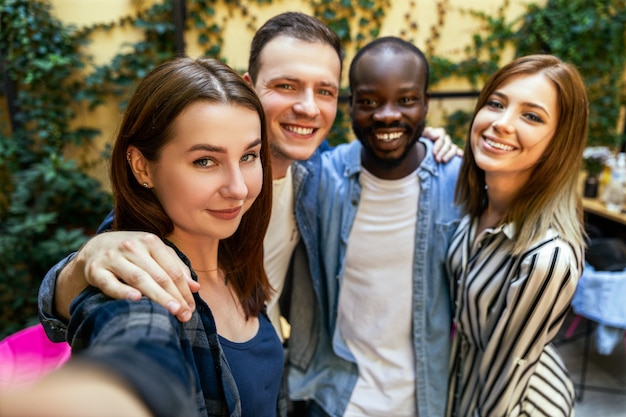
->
xmin=446 ymin=215 xmax=580 ymax=417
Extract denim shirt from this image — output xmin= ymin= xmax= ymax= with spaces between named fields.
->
xmin=287 ymin=139 xmax=462 ymax=417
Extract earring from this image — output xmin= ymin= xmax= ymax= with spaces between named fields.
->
xmin=126 ymin=152 xmax=132 ymax=163
xmin=142 ymin=182 xmax=149 ymax=188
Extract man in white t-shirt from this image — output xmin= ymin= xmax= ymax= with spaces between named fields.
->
xmin=285 ymin=37 xmax=462 ymax=417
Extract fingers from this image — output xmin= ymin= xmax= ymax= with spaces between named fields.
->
xmin=423 ymin=126 xmax=445 ymax=141
xmin=142 ymin=238 xmax=199 ymax=321
xmin=433 ymin=134 xmax=451 ymax=162
xmin=423 ymin=126 xmax=463 ymax=163
xmin=80 ymin=232 xmax=196 ymax=322
xmin=440 ymin=141 xmax=463 ymax=163
xmin=429 ymin=129 xmax=452 ymax=162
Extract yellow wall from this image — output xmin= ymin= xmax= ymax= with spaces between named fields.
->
xmin=49 ymin=0 xmax=539 ymax=188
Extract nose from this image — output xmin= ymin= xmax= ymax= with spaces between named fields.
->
xmin=292 ymin=89 xmax=320 ymax=118
xmin=221 ymin=165 xmax=248 ymax=201
xmin=372 ymin=103 xmax=401 ymax=124
xmin=492 ymin=113 xmax=515 ymax=134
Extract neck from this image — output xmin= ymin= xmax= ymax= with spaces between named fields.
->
xmin=270 ymin=153 xmax=293 ymax=180
xmin=195 ymin=268 xmax=227 ymax=285
xmin=362 ymin=141 xmax=425 ymax=180
xmin=484 ymin=171 xmax=528 ymax=213
xmin=479 ymin=176 xmax=515 ymax=235
xmin=166 ymin=231 xmax=220 ymax=278
xmin=194 ymin=266 xmax=219 ymax=273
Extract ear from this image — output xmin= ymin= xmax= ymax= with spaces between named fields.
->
xmin=126 ymin=146 xmax=152 ymax=188
xmin=242 ymin=72 xmax=253 ymax=86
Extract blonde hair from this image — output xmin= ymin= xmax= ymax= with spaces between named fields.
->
xmin=456 ymin=54 xmax=588 ymax=254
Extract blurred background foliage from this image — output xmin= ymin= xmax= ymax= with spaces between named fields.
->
xmin=0 ymin=0 xmax=624 ymax=338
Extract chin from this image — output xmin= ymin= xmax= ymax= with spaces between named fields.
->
xmin=286 ymin=145 xmax=321 ymax=161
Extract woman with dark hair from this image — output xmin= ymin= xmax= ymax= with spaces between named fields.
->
xmin=1 ymin=57 xmax=282 ymax=417
xmin=446 ymin=54 xmax=588 ymax=417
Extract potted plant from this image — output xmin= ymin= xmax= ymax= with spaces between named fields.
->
xmin=582 ymin=146 xmax=612 ymax=198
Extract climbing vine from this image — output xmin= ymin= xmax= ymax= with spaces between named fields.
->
xmin=427 ymin=0 xmax=626 ymax=147
xmin=1 ymin=0 xmax=625 ymax=337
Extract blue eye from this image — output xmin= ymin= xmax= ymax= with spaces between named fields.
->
xmin=486 ymin=99 xmax=504 ymax=109
xmin=194 ymin=158 xmax=215 ymax=167
xmin=241 ymin=152 xmax=259 ymax=163
xmin=525 ymin=113 xmax=544 ymax=123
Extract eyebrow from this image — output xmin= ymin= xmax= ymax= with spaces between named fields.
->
xmin=355 ymin=86 xmax=423 ymax=98
xmin=271 ymin=75 xmax=339 ymax=90
xmin=356 ymin=84 xmax=421 ymax=93
xmin=188 ymin=138 xmax=262 ymax=153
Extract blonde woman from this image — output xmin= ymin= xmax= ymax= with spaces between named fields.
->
xmin=447 ymin=54 xmax=588 ymax=417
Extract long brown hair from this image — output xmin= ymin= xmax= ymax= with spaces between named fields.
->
xmin=110 ymin=57 xmax=273 ymax=317
xmin=456 ymin=54 xmax=588 ymax=254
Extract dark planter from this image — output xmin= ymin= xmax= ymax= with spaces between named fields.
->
xmin=583 ymin=174 xmax=599 ymax=198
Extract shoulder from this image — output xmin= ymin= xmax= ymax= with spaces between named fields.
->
xmin=521 ymin=232 xmax=583 ymax=284
xmin=68 ymin=290 xmax=178 ymax=348
xmin=418 ymin=138 xmax=462 ymax=179
xmin=322 ymin=140 xmax=360 ymax=162
xmin=318 ymin=140 xmax=362 ymax=178
xmin=526 ymin=231 xmax=582 ymax=262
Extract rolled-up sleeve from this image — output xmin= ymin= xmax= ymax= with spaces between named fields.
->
xmin=38 ymin=253 xmax=77 ymax=342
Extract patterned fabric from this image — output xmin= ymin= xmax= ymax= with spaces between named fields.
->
xmin=446 ymin=216 xmax=580 ymax=417
xmin=66 ymin=241 xmax=285 ymax=417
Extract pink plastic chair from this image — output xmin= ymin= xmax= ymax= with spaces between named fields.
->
xmin=0 ymin=323 xmax=71 ymax=388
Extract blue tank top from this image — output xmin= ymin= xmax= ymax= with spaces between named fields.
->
xmin=218 ymin=313 xmax=283 ymax=416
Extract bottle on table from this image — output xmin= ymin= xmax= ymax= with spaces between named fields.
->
xmin=602 ymin=152 xmax=626 ymax=212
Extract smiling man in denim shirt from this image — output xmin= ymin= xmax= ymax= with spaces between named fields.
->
xmin=284 ymin=37 xmax=462 ymax=417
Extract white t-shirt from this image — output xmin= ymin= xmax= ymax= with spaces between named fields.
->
xmin=263 ymin=166 xmax=300 ymax=342
xmin=339 ymin=168 xmax=419 ymax=417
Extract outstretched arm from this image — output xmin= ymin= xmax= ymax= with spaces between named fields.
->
xmin=0 ymin=363 xmax=152 ymax=417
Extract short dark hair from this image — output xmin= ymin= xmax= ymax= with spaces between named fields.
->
xmin=247 ymin=12 xmax=343 ymax=83
xmin=349 ymin=36 xmax=429 ymax=92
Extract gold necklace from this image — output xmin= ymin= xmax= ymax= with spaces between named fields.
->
xmin=194 ymin=267 xmax=219 ymax=273
xmin=194 ymin=267 xmax=228 ymax=285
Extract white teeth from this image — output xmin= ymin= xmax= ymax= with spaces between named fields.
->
xmin=284 ymin=125 xmax=314 ymax=135
xmin=376 ymin=132 xmax=403 ymax=142
xmin=486 ymin=138 xmax=514 ymax=151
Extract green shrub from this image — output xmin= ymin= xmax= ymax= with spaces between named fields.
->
xmin=0 ymin=0 xmax=112 ymax=338
xmin=1 ymin=0 xmax=624 ymax=340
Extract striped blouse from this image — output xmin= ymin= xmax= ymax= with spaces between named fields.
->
xmin=446 ymin=215 xmax=582 ymax=417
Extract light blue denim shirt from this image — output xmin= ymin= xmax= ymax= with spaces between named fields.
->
xmin=287 ymin=138 xmax=462 ymax=417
